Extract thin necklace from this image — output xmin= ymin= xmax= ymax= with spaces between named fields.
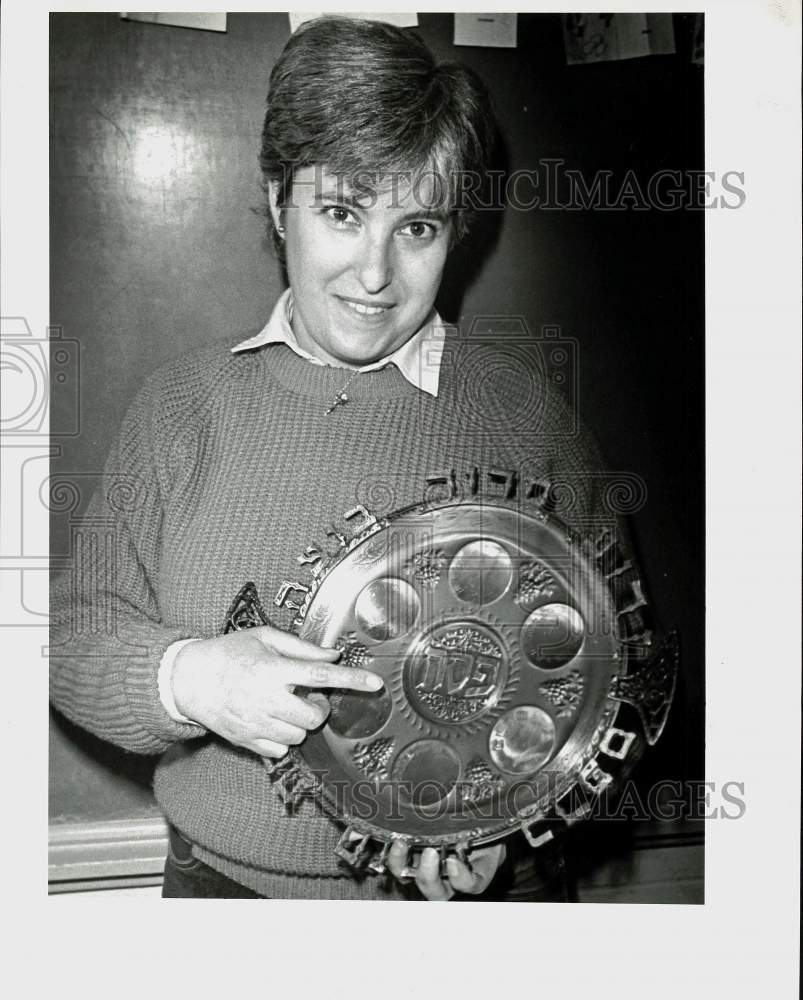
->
xmin=325 ymin=369 xmax=361 ymax=415
xmin=286 ymin=296 xmax=363 ymax=415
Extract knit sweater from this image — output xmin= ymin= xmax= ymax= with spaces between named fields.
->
xmin=50 ymin=323 xmax=609 ymax=899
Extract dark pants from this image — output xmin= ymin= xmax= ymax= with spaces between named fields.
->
xmin=162 ymin=825 xmax=573 ymax=901
xmin=162 ymin=826 xmax=262 ymax=898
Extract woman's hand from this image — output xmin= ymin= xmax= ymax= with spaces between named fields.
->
xmin=171 ymin=625 xmax=383 ymax=758
xmin=386 ymin=841 xmax=506 ymax=901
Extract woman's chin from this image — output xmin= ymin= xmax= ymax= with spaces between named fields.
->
xmin=328 ymin=331 xmax=400 ymax=367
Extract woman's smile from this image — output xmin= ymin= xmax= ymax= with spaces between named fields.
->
xmin=335 ymin=294 xmax=396 ymax=320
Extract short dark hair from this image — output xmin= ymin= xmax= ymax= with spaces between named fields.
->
xmin=259 ymin=15 xmax=497 ymax=256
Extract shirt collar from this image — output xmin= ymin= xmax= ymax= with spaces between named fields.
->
xmin=231 ymin=289 xmax=446 ymax=397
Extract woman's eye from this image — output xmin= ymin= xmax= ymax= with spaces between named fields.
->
xmin=401 ymin=220 xmax=437 ymax=240
xmin=323 ymin=205 xmax=357 ymax=227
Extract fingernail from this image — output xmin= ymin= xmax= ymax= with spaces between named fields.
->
xmin=366 ymin=674 xmax=384 ymax=691
xmin=446 ymin=858 xmax=458 ymax=876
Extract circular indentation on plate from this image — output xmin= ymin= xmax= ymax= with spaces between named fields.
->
xmin=489 ymin=706 xmax=555 ymax=775
xmin=404 ymin=621 xmax=507 ymax=725
xmin=448 ymin=540 xmax=513 ymax=605
xmin=354 ymin=577 xmax=421 ymax=641
xmin=521 ymin=603 xmax=584 ymax=669
xmin=327 ymin=685 xmax=393 ymax=740
xmin=392 ymin=740 xmax=461 ymax=807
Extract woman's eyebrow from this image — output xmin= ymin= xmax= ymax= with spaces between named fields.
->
xmin=313 ymin=189 xmax=365 ymax=207
xmin=395 ymin=207 xmax=451 ymax=225
xmin=314 ymin=190 xmax=450 ymax=224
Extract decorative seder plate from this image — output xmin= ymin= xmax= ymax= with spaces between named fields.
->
xmin=225 ymin=496 xmax=678 ymax=874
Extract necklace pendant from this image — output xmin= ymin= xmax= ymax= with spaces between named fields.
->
xmin=325 ymin=391 xmax=349 ymax=416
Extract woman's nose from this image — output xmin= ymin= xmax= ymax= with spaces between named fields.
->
xmin=355 ymin=235 xmax=393 ymax=294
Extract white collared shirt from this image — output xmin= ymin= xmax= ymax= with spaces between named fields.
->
xmin=230 ymin=288 xmax=447 ymax=397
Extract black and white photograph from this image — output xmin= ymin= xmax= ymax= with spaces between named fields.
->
xmin=0 ymin=1 xmax=799 ymax=996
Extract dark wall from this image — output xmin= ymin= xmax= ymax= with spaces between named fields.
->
xmin=50 ymin=12 xmax=703 ymax=822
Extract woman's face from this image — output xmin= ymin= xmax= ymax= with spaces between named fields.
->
xmin=269 ymin=165 xmax=452 ymax=367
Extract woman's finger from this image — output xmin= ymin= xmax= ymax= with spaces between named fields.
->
xmin=386 ymin=840 xmax=411 ymax=880
xmin=416 ymin=848 xmax=453 ymax=901
xmin=446 ymin=843 xmax=506 ymax=895
xmin=304 ymin=692 xmax=331 ymax=725
xmin=251 ymin=738 xmax=290 ymax=759
xmin=286 ymin=658 xmax=384 ymax=694
xmin=444 ymin=856 xmax=481 ymax=893
xmin=251 ymin=625 xmax=342 ymax=661
xmin=268 ymin=689 xmax=329 ymax=730
xmin=259 ymin=717 xmax=307 ymax=746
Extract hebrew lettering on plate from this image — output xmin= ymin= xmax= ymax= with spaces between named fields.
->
xmin=405 ymin=623 xmax=507 ymax=725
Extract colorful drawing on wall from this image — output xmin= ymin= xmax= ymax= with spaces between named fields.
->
xmin=563 ymin=13 xmax=675 ymax=65
xmin=454 ymin=13 xmax=517 ymax=49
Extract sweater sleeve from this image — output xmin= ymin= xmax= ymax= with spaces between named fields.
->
xmin=536 ymin=381 xmax=612 ymax=530
xmin=529 ymin=379 xmax=649 ymax=610
xmin=50 ymin=363 xmax=208 ymax=755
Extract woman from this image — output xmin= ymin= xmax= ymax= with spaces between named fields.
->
xmin=51 ymin=16 xmax=608 ymax=900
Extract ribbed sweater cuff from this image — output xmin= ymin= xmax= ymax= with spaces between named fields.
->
xmin=123 ymin=627 xmax=208 ymax=750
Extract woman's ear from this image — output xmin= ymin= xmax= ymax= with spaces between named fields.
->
xmin=267 ymin=179 xmax=284 ymax=233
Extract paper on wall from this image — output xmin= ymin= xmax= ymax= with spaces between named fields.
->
xmin=563 ymin=13 xmax=675 ymax=65
xmin=691 ymin=13 xmax=704 ymax=66
xmin=288 ymin=12 xmax=418 ymax=34
xmin=454 ymin=13 xmax=517 ymax=49
xmin=120 ymin=13 xmax=227 ymax=33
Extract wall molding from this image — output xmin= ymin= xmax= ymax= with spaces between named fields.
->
xmin=49 ymin=816 xmax=169 ymax=888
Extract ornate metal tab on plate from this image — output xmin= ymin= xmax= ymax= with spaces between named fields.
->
xmin=609 ymin=630 xmax=679 ymax=745
xmin=579 ymin=758 xmax=614 ymax=794
xmin=225 ymin=496 xmax=678 ymax=872
xmin=222 ymin=581 xmax=271 ymax=633
xmin=599 ymin=726 xmax=638 ymax=761
xmin=274 ymin=580 xmax=311 ymax=616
